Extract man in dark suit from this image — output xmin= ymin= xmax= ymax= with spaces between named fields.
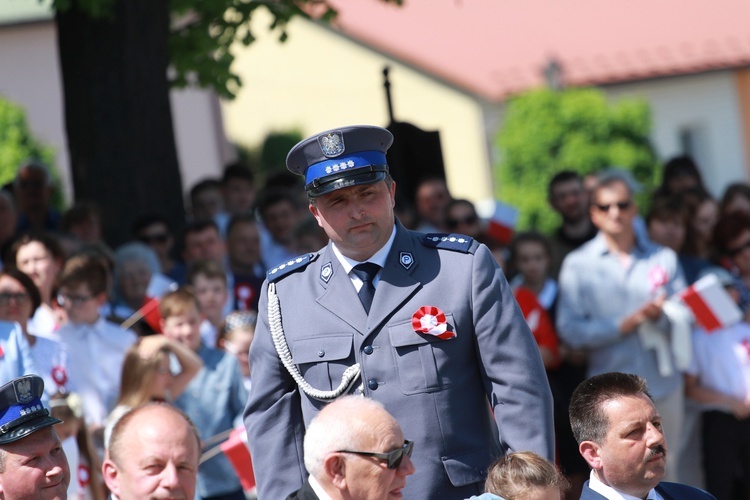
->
xmin=244 ymin=125 xmax=554 ymax=499
xmin=287 ymin=396 xmax=414 ymax=500
xmin=570 ymin=372 xmax=715 ymax=499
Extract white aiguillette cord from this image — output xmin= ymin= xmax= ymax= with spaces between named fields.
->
xmin=268 ymin=283 xmax=361 ymax=401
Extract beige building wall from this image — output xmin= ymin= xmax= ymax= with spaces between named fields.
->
xmin=222 ymin=11 xmax=493 ymax=202
xmin=0 ymin=17 xmax=228 ymax=203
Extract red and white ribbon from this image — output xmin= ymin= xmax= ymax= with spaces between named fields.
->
xmin=412 ymin=306 xmax=455 ymax=340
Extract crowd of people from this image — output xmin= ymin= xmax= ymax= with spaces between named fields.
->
xmin=0 ymin=138 xmax=747 ymax=500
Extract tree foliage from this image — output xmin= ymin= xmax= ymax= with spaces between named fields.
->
xmin=496 ymin=87 xmax=658 ymax=233
xmin=0 ymin=95 xmax=62 ymax=204
xmin=52 ymin=0 xmax=401 ymax=100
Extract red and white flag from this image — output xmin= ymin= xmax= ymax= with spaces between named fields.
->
xmin=679 ymin=273 xmax=742 ymax=332
xmin=220 ymin=427 xmax=255 ymax=491
xmin=477 ymin=199 xmax=518 ymax=245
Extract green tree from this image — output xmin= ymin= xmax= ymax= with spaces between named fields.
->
xmin=51 ymin=0 xmax=400 ymax=245
xmin=495 ymin=87 xmax=658 ymax=233
xmin=0 ymin=96 xmax=63 ymax=206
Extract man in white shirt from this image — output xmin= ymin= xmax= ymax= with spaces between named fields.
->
xmin=570 ymin=372 xmax=715 ymax=500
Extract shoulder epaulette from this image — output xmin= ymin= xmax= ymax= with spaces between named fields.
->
xmin=421 ymin=233 xmax=474 ymax=253
xmin=267 ymin=253 xmax=318 ymax=283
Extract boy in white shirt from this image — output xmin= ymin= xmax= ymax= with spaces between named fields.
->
xmin=55 ymin=255 xmax=136 ymax=449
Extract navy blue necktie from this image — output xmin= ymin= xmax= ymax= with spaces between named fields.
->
xmin=352 ymin=263 xmax=381 ymax=314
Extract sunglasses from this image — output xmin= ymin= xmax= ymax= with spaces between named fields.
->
xmin=337 ymin=440 xmax=414 ymax=469
xmin=447 ymin=215 xmax=478 ymax=228
xmin=139 ymin=233 xmax=169 ymax=244
xmin=727 ymin=239 xmax=750 ymax=257
xmin=594 ymin=200 xmax=632 ymax=212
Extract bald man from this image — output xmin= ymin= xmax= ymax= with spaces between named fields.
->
xmin=288 ymin=396 xmax=415 ymax=500
xmin=103 ymin=403 xmax=201 ymax=500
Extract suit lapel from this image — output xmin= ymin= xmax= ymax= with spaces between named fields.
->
xmin=316 ymin=244 xmax=368 ymax=334
xmin=315 ymin=224 xmax=422 ymax=336
xmin=366 ymin=224 xmax=420 ymax=333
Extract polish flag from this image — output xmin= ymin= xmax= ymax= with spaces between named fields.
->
xmin=679 ymin=273 xmax=742 ymax=332
xmin=476 ymin=199 xmax=518 ymax=245
xmin=220 ymin=428 xmax=255 ymax=491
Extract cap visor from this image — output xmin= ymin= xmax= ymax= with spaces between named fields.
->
xmin=307 ymin=170 xmax=387 ymax=198
xmin=0 ymin=415 xmax=62 ymax=445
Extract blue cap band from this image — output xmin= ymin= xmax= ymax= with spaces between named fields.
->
xmin=0 ymin=397 xmax=45 ymax=430
xmin=304 ymin=150 xmax=387 ymax=185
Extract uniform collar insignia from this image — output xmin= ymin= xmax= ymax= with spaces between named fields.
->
xmin=320 ymin=262 xmax=333 ymax=283
xmin=399 ymin=252 xmax=414 ymax=270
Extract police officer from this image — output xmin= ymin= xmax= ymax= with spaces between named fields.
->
xmin=0 ymin=375 xmax=70 ymax=499
xmin=244 ymin=125 xmax=554 ymax=499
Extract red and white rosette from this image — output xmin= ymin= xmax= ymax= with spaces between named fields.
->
xmin=51 ymin=366 xmax=68 ymax=389
xmin=78 ymin=464 xmax=90 ymax=493
xmin=412 ymin=306 xmax=455 ymax=340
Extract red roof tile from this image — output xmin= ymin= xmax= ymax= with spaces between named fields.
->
xmin=329 ymin=0 xmax=750 ymax=101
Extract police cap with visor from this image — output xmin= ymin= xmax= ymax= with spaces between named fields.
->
xmin=286 ymin=125 xmax=394 ymax=198
xmin=0 ymin=375 xmax=61 ymax=445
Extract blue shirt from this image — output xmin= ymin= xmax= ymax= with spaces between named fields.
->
xmin=0 ymin=321 xmax=37 ymax=386
xmin=556 ymin=233 xmax=686 ymax=399
xmin=174 ymin=344 xmax=248 ymax=498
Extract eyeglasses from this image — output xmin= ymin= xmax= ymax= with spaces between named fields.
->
xmin=447 ymin=215 xmax=478 ymax=228
xmin=337 ymin=440 xmax=414 ymax=469
xmin=594 ymin=200 xmax=632 ymax=212
xmin=727 ymin=240 xmax=750 ymax=257
xmin=57 ymin=293 xmax=94 ymax=306
xmin=139 ymin=233 xmax=169 ymax=244
xmin=0 ymin=293 xmax=30 ymax=305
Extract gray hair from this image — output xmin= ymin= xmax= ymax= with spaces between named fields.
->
xmin=114 ymin=242 xmax=162 ymax=277
xmin=303 ymin=396 xmax=386 ymax=478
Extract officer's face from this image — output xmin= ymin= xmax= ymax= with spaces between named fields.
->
xmin=310 ymin=180 xmax=396 ymax=262
xmin=0 ymin=426 xmax=70 ymax=500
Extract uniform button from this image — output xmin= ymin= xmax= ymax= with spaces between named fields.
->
xmin=363 ymin=345 xmax=374 ymax=355
xmin=317 ymin=349 xmax=325 ymax=357
xmin=368 ymin=379 xmax=379 ymax=390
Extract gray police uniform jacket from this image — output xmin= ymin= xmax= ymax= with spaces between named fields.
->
xmin=244 ymin=222 xmax=554 ymax=500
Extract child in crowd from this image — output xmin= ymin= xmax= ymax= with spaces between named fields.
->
xmin=470 ymin=451 xmax=569 ymax=500
xmin=508 ymin=232 xmax=560 ymax=369
xmin=103 ymin=334 xmax=203 ymax=447
xmin=160 ymin=287 xmax=247 ymax=500
xmin=187 ymin=259 xmax=229 ymax=348
xmin=684 ymin=267 xmax=750 ymax=498
xmin=55 ymin=255 xmax=137 ymax=451
xmin=218 ymin=310 xmax=256 ymax=393
xmin=50 ymin=392 xmax=105 ymax=500
xmin=508 ymin=231 xmax=587 ymax=497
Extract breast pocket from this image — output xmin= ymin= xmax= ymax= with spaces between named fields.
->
xmin=388 ymin=314 xmax=456 ymax=395
xmin=293 ymin=333 xmax=354 ymax=392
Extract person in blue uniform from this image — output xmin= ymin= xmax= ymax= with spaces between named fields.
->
xmin=244 ymin=125 xmax=554 ymax=500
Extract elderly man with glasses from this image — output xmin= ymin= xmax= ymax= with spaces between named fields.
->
xmin=287 ymin=396 xmax=415 ymax=500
